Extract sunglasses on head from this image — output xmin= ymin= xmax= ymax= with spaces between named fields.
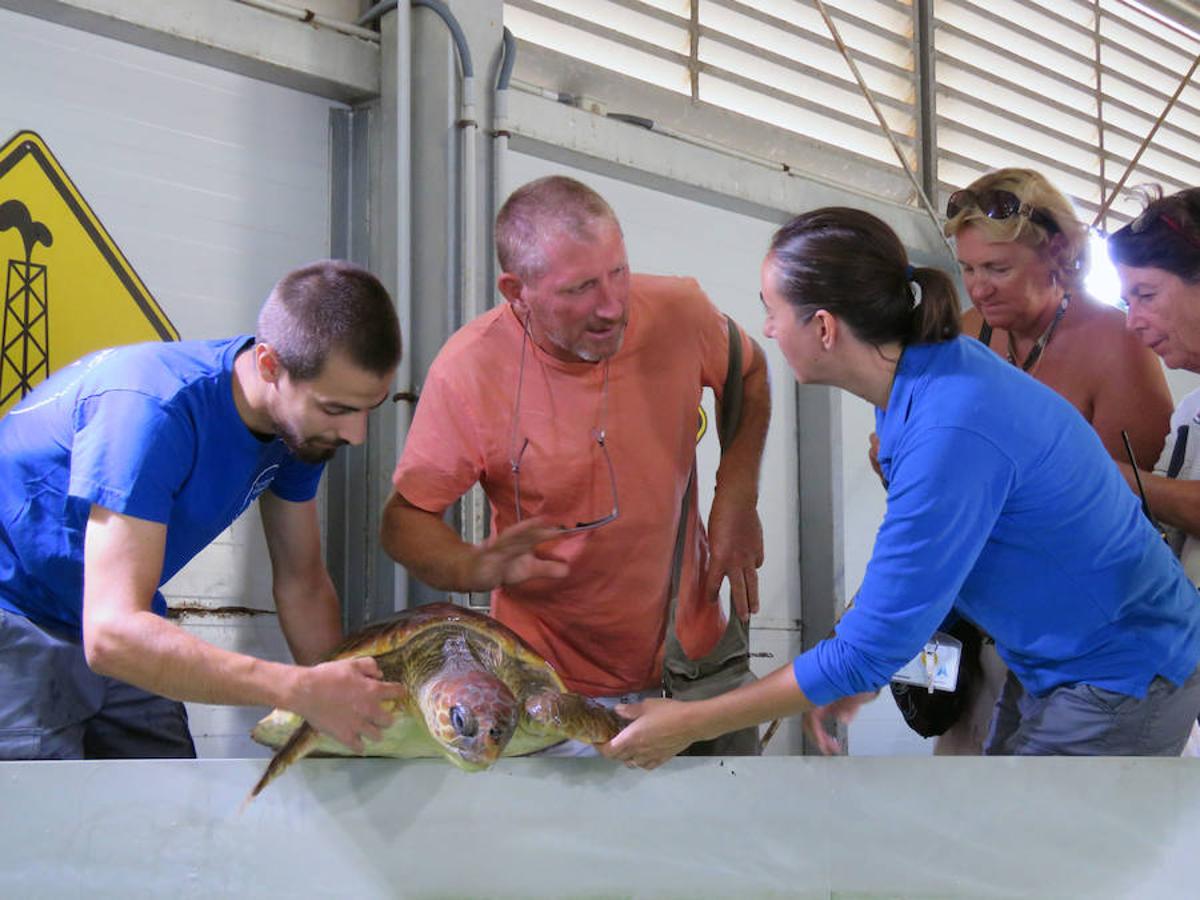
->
xmin=946 ymin=188 xmax=1060 ymax=234
xmin=1125 ymin=206 xmax=1200 ymax=251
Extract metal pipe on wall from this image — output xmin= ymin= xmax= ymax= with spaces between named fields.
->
xmin=233 ymin=0 xmax=381 ymax=40
xmin=360 ymin=0 xmax=478 ymax=328
xmin=361 ymin=0 xmax=488 ymax=593
xmin=391 ymin=1 xmax=413 ymax=612
xmin=491 ymin=26 xmax=515 ymax=305
xmin=459 ymin=70 xmax=478 ymax=324
xmin=410 ymin=0 xmax=478 ymax=328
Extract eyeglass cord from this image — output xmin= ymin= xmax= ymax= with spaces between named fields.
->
xmin=1006 ymin=294 xmax=1069 ymax=373
xmin=509 ymin=314 xmax=615 ymax=529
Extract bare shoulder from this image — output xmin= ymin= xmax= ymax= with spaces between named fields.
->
xmin=960 ymin=304 xmax=983 ymax=333
xmin=1069 ymin=294 xmax=1126 ymax=329
xmin=959 ymin=304 xmax=1001 ymax=353
xmin=1066 ymin=295 xmax=1143 ymax=356
xmin=1051 ymin=294 xmax=1168 ymax=414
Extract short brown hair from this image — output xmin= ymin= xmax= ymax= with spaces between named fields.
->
xmin=256 ymin=259 xmax=401 ymax=381
xmin=495 ymin=176 xmax=621 ymax=281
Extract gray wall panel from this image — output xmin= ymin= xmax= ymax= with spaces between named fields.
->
xmin=0 ymin=7 xmax=339 ymax=340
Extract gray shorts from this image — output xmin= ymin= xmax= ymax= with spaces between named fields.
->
xmin=0 ymin=608 xmax=195 ymax=760
xmin=984 ymin=665 xmax=1200 ymax=756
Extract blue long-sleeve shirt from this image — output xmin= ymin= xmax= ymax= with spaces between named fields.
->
xmin=794 ymin=337 xmax=1200 ymax=704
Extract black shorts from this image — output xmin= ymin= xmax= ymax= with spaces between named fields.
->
xmin=0 ymin=609 xmax=195 ymax=759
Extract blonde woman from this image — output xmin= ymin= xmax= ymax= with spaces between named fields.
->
xmin=928 ymin=169 xmax=1175 ymax=754
xmin=947 ymin=168 xmax=1171 ymax=465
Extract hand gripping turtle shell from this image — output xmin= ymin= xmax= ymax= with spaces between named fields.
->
xmin=247 ymin=602 xmax=626 ymax=800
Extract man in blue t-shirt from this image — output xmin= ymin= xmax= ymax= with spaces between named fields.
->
xmin=0 ymin=259 xmax=406 ymax=759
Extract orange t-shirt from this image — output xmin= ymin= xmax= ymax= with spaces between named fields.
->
xmin=393 ymin=274 xmax=753 ymax=696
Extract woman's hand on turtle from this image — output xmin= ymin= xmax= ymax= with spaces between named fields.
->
xmin=597 ymin=698 xmax=697 ymax=770
xmin=802 ymin=691 xmax=877 ymax=756
xmin=468 ymin=518 xmax=570 ymax=590
xmin=292 ymin=657 xmax=407 ymax=753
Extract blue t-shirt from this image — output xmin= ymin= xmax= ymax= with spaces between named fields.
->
xmin=794 ymin=337 xmax=1200 ymax=703
xmin=0 ymin=336 xmax=324 ymax=638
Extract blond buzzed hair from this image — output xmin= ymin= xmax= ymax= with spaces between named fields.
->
xmin=495 ymin=176 xmax=622 ymax=282
xmin=944 ymin=168 xmax=1089 ymax=292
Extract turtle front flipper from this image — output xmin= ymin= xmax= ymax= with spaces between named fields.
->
xmin=523 ymin=691 xmax=627 ymax=746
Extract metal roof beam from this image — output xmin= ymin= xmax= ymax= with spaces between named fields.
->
xmin=0 ymin=0 xmax=380 ymax=102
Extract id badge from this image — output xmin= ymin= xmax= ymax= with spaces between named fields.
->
xmin=890 ymin=631 xmax=962 ymax=693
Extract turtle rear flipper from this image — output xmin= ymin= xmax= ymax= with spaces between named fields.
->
xmin=243 ymin=720 xmax=322 ymax=807
xmin=251 ymin=708 xmax=303 ymax=748
xmin=523 ymin=691 xmax=626 ymax=746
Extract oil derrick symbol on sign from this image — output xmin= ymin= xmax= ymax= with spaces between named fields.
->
xmin=0 ymin=199 xmax=52 ymax=408
xmin=0 ymin=130 xmax=178 ymax=418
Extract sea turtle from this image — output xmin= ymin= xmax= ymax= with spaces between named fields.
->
xmin=247 ymin=601 xmax=626 ymax=800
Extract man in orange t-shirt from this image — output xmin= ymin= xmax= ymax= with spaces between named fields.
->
xmin=382 ymin=176 xmax=769 ymax=751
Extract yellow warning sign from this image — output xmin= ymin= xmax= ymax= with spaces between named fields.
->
xmin=0 ymin=130 xmax=177 ymax=416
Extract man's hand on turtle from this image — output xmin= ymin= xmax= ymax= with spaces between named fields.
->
xmin=292 ymin=657 xmax=407 ymax=753
xmin=704 ymin=494 xmax=763 ymax=622
xmin=598 ymin=698 xmax=697 ymax=770
xmin=468 ymin=517 xmax=569 ymax=590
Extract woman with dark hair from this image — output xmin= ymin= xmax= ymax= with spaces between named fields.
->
xmin=601 ymin=207 xmax=1200 ymax=767
xmin=1110 ymin=187 xmax=1200 ymax=370
xmin=1108 ymin=188 xmax=1200 ymax=575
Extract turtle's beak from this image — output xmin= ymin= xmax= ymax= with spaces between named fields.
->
xmin=445 ymin=746 xmax=498 ymax=772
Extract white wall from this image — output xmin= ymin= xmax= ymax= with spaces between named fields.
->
xmin=0 ymin=7 xmax=341 ymax=756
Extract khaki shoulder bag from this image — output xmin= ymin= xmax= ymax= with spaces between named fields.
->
xmin=661 ymin=315 xmax=761 ymax=756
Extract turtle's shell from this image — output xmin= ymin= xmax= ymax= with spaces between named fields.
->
xmin=328 ymin=601 xmax=566 ymax=695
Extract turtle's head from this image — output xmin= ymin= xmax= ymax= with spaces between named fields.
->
xmin=419 ymin=670 xmax=519 ymax=770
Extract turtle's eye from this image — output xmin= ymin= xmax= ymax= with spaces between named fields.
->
xmin=450 ymin=705 xmax=477 ymax=737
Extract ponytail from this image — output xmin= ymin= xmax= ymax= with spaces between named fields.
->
xmin=769 ymin=208 xmax=963 ymax=348
xmin=908 ymin=266 xmax=961 ymax=343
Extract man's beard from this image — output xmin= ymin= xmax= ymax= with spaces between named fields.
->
xmin=549 ymin=322 xmax=626 ymax=362
xmin=278 ymin=425 xmax=346 ymax=464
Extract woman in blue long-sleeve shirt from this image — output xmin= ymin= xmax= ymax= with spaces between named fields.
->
xmin=602 ymin=207 xmax=1200 ymax=766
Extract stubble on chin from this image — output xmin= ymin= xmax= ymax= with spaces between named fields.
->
xmin=279 ymin=429 xmax=344 ymax=464
xmin=574 ymin=328 xmax=625 ymax=363
xmin=296 ymin=444 xmax=340 ymax=464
